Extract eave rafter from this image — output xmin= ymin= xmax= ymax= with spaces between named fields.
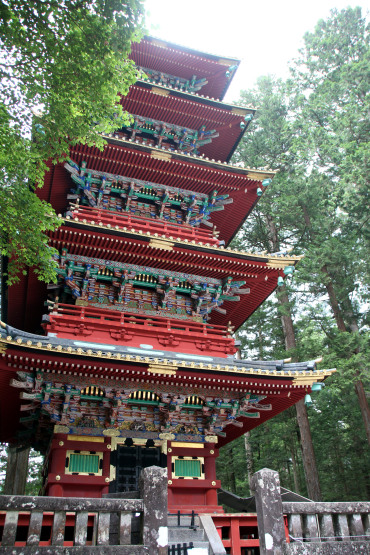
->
xmin=0 ymin=337 xmax=335 ymax=389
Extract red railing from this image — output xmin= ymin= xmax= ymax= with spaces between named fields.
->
xmin=68 ymin=205 xmax=220 ymax=246
xmin=45 ymin=303 xmax=236 ymax=356
xmin=211 ymin=513 xmax=289 ymax=554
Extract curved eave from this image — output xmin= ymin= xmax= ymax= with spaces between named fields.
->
xmin=102 ymin=136 xmax=274 ymax=180
xmin=120 ymin=84 xmax=253 ymax=162
xmin=60 ymin=217 xmax=302 ymax=269
xmin=0 ymin=335 xmax=335 ymax=443
xmin=7 ymin=221 xmax=300 ymax=331
xmin=130 ymin=37 xmax=240 ymax=101
xmin=134 ymin=80 xmax=254 ymax=114
xmin=39 ymin=142 xmax=275 ymax=246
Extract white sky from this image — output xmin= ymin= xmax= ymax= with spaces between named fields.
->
xmin=145 ymin=0 xmax=369 ymax=102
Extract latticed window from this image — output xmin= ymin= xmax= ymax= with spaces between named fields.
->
xmin=65 ymin=450 xmax=103 ymax=475
xmin=172 ymin=457 xmax=204 ymax=479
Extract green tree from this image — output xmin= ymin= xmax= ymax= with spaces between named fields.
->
xmin=233 ymin=75 xmax=323 ymax=500
xmin=0 ymin=0 xmax=144 ymax=284
xmin=288 ymin=6 xmax=370 ymax=442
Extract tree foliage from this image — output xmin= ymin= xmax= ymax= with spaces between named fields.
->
xmin=218 ymin=7 xmax=370 ymax=502
xmin=0 ymin=0 xmax=144 ymax=284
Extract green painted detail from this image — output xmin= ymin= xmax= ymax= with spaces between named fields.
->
xmin=127 ymin=399 xmax=159 ymax=406
xmin=69 ymin=453 xmax=100 ymax=474
xmin=175 ymin=458 xmax=201 ymax=478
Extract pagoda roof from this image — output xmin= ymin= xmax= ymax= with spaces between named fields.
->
xmin=0 ymin=322 xmax=335 ymax=445
xmin=130 ymin=36 xmax=240 ymax=101
xmin=6 ymin=221 xmax=301 ymax=333
xmin=119 ymin=82 xmax=254 ymax=162
xmin=39 ymin=142 xmax=274 ymax=246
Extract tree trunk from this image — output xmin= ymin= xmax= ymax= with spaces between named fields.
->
xmin=229 ymin=447 xmax=237 ymax=493
xmin=354 ymin=381 xmax=370 ymax=445
xmin=321 ymin=265 xmax=347 ymax=332
xmin=321 ymin=267 xmax=370 ymax=444
xmin=289 ymin=443 xmax=301 ymax=494
xmin=295 ymin=400 xmax=322 ymax=500
xmin=244 ymin=432 xmax=254 ymax=494
xmin=266 ymin=214 xmax=322 ymax=500
xmin=3 ymin=445 xmax=30 ymax=495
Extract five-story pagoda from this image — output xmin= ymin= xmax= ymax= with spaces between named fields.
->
xmin=0 ymin=36 xmax=334 ymax=513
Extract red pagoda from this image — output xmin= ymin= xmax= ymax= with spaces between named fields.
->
xmin=0 ymin=36 xmax=334 ymax=515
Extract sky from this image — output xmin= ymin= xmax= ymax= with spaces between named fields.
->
xmin=145 ymin=0 xmax=369 ymax=102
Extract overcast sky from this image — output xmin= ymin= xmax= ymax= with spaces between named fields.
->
xmin=145 ymin=0 xmax=368 ymax=102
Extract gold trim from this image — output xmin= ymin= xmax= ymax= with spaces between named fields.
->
xmin=3 ymin=336 xmax=335 ymax=382
xmin=292 ymin=371 xmax=336 ymax=386
xmin=266 ymin=262 xmax=285 ymax=269
xmin=0 ymin=341 xmax=6 ymax=355
xmin=103 ymin=428 xmax=120 ymax=437
xmin=148 ymin=364 xmax=177 ymax=375
xmin=171 ymin=442 xmax=204 ymax=449
xmin=104 ymin=135 xmax=275 ymax=175
xmin=110 ymin=464 xmax=116 ymax=482
xmin=159 ymin=432 xmax=175 ymax=441
xmin=148 ymin=238 xmax=174 ymax=251
xmin=150 ymin=39 xmax=167 ymax=48
xmin=110 ymin=436 xmax=162 ymax=452
xmin=151 ymin=86 xmax=170 ymax=96
xmin=54 ymin=425 xmax=70 ymax=434
xmin=218 ymin=57 xmax=235 ymax=65
xmin=150 ymin=150 xmax=172 ymax=161
xmin=67 ymin=435 xmax=104 ymax=443
xmin=204 ymin=435 xmax=218 ymax=443
xmin=65 ymin=216 xmax=300 ymax=264
xmin=231 ymin=107 xmax=249 ymax=116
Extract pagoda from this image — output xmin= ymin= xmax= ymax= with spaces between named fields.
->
xmin=0 ymin=36 xmax=334 ymax=513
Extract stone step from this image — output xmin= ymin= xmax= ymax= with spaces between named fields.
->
xmin=168 ymin=527 xmax=206 ymax=542
xmin=168 ymin=515 xmax=201 ymax=527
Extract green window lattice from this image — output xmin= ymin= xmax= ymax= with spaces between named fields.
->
xmin=174 ymin=458 xmax=201 ymax=478
xmin=69 ymin=453 xmax=100 ymax=474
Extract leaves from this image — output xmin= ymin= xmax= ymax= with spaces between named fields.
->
xmin=224 ymin=7 xmax=370 ymax=501
xmin=0 ymin=0 xmax=144 ymax=283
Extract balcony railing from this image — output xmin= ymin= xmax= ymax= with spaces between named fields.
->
xmin=67 ymin=205 xmax=220 ymax=247
xmin=45 ymin=303 xmax=236 ymax=356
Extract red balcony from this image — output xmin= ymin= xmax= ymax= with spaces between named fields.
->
xmin=67 ymin=205 xmax=220 ymax=247
xmin=44 ymin=303 xmax=237 ymax=357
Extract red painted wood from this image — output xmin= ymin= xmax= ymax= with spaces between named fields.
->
xmin=130 ymin=37 xmax=239 ymax=101
xmin=36 ymin=146 xmax=264 ymax=247
xmin=44 ymin=303 xmax=236 ymax=357
xmin=230 ymin=518 xmax=242 ymax=554
xmin=69 ymin=205 xmax=220 ymax=246
xmin=119 ymin=85 xmax=246 ymax=162
xmin=212 ymin=514 xmax=261 ymax=554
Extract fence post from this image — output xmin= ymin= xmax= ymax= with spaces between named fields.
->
xmin=139 ymin=465 xmax=168 ymax=554
xmin=251 ymin=468 xmax=286 ymax=555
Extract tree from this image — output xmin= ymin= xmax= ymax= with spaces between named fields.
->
xmin=0 ymin=444 xmax=43 ymax=495
xmin=0 ymin=0 xmax=144 ymax=284
xmin=216 ymin=8 xmax=369 ymax=504
xmin=234 ymin=75 xmax=323 ymax=500
xmin=288 ymin=7 xmax=370 ymax=442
